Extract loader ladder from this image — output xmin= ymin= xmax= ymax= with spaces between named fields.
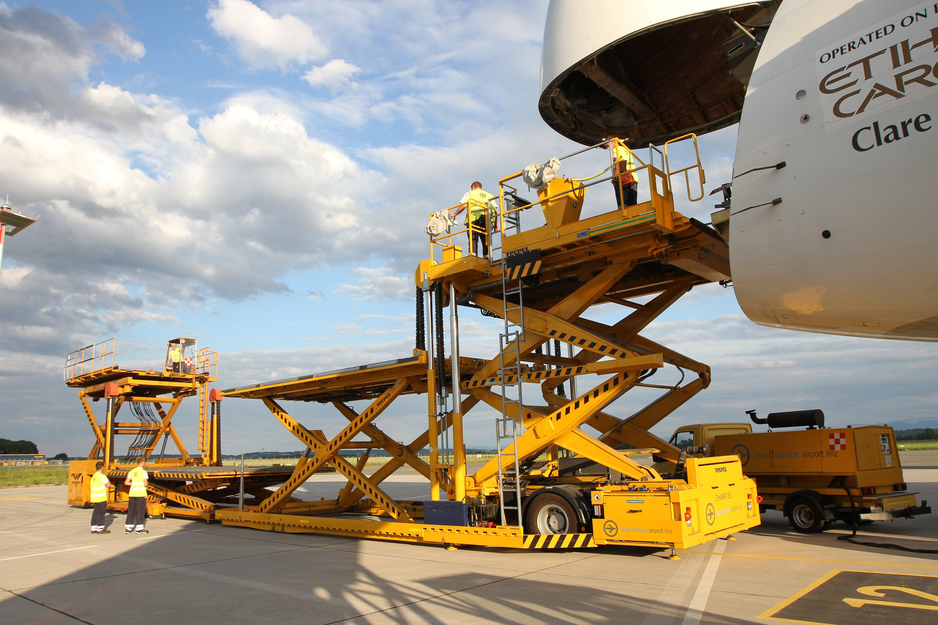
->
xmin=496 ymin=255 xmax=525 ymax=527
xmin=199 ymin=383 xmax=209 ymax=462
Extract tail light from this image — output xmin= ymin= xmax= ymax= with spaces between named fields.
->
xmin=894 ymin=482 xmax=907 ymax=491
xmin=861 ymin=486 xmax=876 ymax=496
xmin=684 ymin=507 xmax=692 ymax=526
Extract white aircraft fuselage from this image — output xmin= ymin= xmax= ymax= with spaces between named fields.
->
xmin=539 ymin=0 xmax=938 ymax=341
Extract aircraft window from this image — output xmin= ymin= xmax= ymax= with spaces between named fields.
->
xmin=671 ymin=431 xmax=694 ymax=450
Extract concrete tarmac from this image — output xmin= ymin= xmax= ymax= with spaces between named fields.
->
xmin=1 ymin=453 xmax=935 ymax=625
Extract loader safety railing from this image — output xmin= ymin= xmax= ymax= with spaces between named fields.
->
xmin=427 ymin=135 xmax=706 ymax=267
xmin=495 ymin=135 xmax=706 ymax=249
xmin=428 ymin=201 xmax=498 ymax=264
xmin=664 ymin=133 xmax=706 ymax=203
xmin=64 ymin=338 xmax=116 ymax=382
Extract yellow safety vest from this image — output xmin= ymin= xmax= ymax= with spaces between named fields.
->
xmin=465 ymin=189 xmax=496 ymax=225
xmin=128 ymin=467 xmax=147 ymax=498
xmin=612 ymin=142 xmax=638 ymax=185
xmin=170 ymin=348 xmax=182 ymax=363
xmin=90 ymin=472 xmax=108 ymax=503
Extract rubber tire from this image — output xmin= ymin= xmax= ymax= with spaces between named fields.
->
xmin=525 ymin=493 xmax=577 ymax=535
xmin=787 ymin=496 xmax=828 ymax=533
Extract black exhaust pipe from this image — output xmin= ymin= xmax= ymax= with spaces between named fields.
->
xmin=746 ymin=409 xmax=825 ymax=429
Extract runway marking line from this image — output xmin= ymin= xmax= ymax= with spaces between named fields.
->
xmin=0 ymin=496 xmax=46 ymax=501
xmin=759 ymin=569 xmax=938 ymax=624
xmin=682 ymin=550 xmax=938 ymax=570
xmin=0 ymin=545 xmax=96 ymax=562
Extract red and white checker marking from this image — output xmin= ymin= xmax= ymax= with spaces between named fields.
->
xmin=184 ymin=357 xmax=193 ymax=367
xmin=829 ymin=432 xmax=847 ymax=451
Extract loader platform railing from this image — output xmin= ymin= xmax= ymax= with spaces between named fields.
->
xmin=64 ymin=338 xmax=116 ymax=382
xmin=427 ymin=201 xmax=498 ymax=263
xmin=426 ymin=134 xmax=705 ymax=267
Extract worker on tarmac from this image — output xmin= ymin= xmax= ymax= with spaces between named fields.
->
xmin=169 ymin=342 xmax=182 ymax=374
xmin=123 ymin=457 xmax=149 ymax=534
xmin=89 ymin=461 xmax=111 ymax=534
xmin=606 ymin=137 xmax=638 ymax=208
xmin=448 ymin=181 xmax=498 ymax=257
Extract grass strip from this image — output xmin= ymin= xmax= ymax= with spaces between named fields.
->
xmin=0 ymin=466 xmax=69 ymax=488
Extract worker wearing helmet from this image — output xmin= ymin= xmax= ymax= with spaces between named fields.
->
xmin=448 ymin=181 xmax=498 ymax=257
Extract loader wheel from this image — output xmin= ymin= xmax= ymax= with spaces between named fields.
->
xmin=787 ymin=496 xmax=828 ymax=533
xmin=525 ymin=493 xmax=576 ymax=535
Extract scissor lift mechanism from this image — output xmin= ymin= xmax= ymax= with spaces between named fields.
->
xmin=217 ymin=137 xmax=760 ymax=552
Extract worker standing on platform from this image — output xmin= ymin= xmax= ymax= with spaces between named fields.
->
xmin=89 ymin=461 xmax=110 ymax=534
xmin=123 ymin=457 xmax=149 ymax=534
xmin=607 ymin=137 xmax=638 ymax=207
xmin=169 ymin=342 xmax=182 ymax=374
xmin=449 ymin=181 xmax=498 ymax=257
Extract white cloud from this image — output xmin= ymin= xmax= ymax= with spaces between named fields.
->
xmin=207 ymin=0 xmax=326 ymax=71
xmin=303 ymin=58 xmax=361 ymax=92
xmin=334 ymin=266 xmax=412 ymax=303
xmin=206 ymin=78 xmax=243 ymax=89
xmin=0 ymin=4 xmax=145 ymax=118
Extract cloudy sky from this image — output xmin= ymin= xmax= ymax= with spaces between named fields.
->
xmin=0 ymin=0 xmax=935 ymax=457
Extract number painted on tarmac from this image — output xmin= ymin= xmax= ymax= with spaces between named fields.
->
xmin=843 ymin=586 xmax=938 ymax=611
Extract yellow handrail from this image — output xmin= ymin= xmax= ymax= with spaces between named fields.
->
xmin=663 ymin=133 xmax=706 ymax=202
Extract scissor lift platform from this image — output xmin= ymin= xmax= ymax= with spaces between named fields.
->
xmin=223 ymin=354 xmax=487 ymax=403
xmin=65 ymin=338 xmax=306 ymax=520
xmin=215 ymin=137 xmax=760 ymax=554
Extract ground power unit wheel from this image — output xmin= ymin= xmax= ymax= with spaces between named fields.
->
xmin=525 ymin=492 xmax=577 ymax=535
xmin=786 ymin=495 xmax=829 ymax=533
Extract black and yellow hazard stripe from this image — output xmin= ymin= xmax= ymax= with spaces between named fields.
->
xmin=523 ymin=533 xmax=596 ymax=549
xmin=504 ymin=247 xmax=542 ymax=281
xmin=543 ymin=328 xmax=625 ymax=358
xmin=464 ymin=365 xmax=587 ymax=389
xmin=506 ymin=258 xmax=542 ymax=280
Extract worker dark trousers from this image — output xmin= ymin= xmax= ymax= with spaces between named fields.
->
xmin=469 ymin=215 xmax=488 ymax=257
xmin=125 ymin=497 xmax=146 ymax=531
xmin=613 ymin=180 xmax=637 ymax=207
xmin=91 ymin=501 xmax=106 ymax=529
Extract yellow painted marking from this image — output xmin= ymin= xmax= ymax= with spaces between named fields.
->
xmin=758 ymin=569 xmax=841 ymax=622
xmin=0 ymin=496 xmax=46 ymax=501
xmin=759 ymin=569 xmax=938 ymax=623
xmin=843 ymin=586 xmax=938 ymax=611
xmin=683 ymin=550 xmax=938 ymax=571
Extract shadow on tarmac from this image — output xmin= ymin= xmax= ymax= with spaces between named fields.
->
xmin=2 ymin=506 xmax=759 ymax=625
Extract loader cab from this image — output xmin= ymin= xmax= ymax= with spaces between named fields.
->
xmin=164 ymin=337 xmax=197 ymax=376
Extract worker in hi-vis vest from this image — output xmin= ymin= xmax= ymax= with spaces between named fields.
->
xmin=448 ymin=181 xmax=498 ymax=257
xmin=123 ymin=457 xmax=149 ymax=534
xmin=606 ymin=137 xmax=638 ymax=208
xmin=89 ymin=461 xmax=111 ymax=534
xmin=169 ymin=343 xmax=182 ymax=374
